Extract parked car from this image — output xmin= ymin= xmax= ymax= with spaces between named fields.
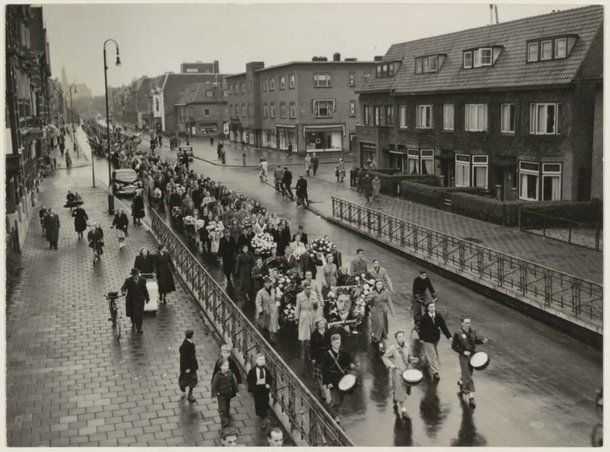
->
xmin=179 ymin=145 xmax=194 ymax=162
xmin=112 ymin=168 xmax=141 ymax=198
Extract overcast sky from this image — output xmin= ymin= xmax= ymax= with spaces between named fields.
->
xmin=42 ymin=2 xmax=585 ymax=96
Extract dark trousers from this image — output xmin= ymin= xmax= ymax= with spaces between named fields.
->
xmin=252 ymin=388 xmax=270 ymax=418
xmin=132 ymin=309 xmax=144 ymax=331
xmin=217 ymin=394 xmax=232 ymax=427
xmin=283 ymin=184 xmax=294 ymax=199
xmin=49 ymin=240 xmax=58 ymax=249
xmin=313 ymin=164 xmax=319 ymax=175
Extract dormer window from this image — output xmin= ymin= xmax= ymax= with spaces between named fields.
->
xmin=526 ymin=35 xmax=577 ymax=62
xmin=376 ymin=62 xmax=396 ymax=78
xmin=415 ymin=55 xmax=445 ymax=74
xmin=463 ymin=47 xmax=498 ymax=69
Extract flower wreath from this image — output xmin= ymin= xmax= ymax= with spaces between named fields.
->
xmin=325 ymin=285 xmax=367 ymax=329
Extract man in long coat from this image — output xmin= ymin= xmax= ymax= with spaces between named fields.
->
xmin=121 ymin=268 xmax=150 ymax=333
xmin=44 ymin=208 xmax=60 ymax=249
xmin=218 ymin=230 xmax=237 ymax=286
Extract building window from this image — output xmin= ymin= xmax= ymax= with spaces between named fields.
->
xmin=527 ymin=42 xmax=539 ymax=62
xmin=270 ymin=78 xmax=275 ymax=91
xmin=314 ymin=73 xmax=332 ymax=87
xmin=455 ymin=154 xmax=471 ymax=187
xmin=234 ymin=83 xmax=239 ymax=94
xmin=289 ymin=74 xmax=295 ymax=89
xmin=541 ymin=40 xmax=553 ymax=61
xmin=374 ymin=106 xmax=382 ymax=126
xmin=313 ymin=99 xmax=335 ymax=118
xmin=399 ymin=105 xmax=408 ymax=129
xmin=472 ymin=155 xmax=488 ymax=189
xmin=442 ymin=104 xmax=454 ymax=131
xmin=407 ymin=149 xmax=435 ymax=175
xmin=385 ymin=105 xmax=394 ymax=126
xmin=519 ymin=161 xmax=563 ymax=200
xmin=376 ymin=63 xmax=395 ymax=78
xmin=289 ymin=102 xmax=296 ymax=119
xmin=241 ymin=82 xmax=245 ymax=94
xmin=363 ymin=105 xmax=371 ymax=126
xmin=501 ymin=104 xmax=515 ymax=134
xmin=416 ymin=105 xmax=433 ymax=129
xmin=473 ymin=48 xmax=492 ymax=67
xmin=262 ymin=79 xmax=268 ymax=91
xmin=349 ymin=101 xmax=356 ymax=117
xmin=249 ymin=104 xmax=253 ymax=117
xmin=519 ymin=161 xmax=540 ymax=201
xmin=263 ymin=104 xmax=268 ymax=118
xmin=242 ymin=104 xmax=246 ymax=117
xmin=542 ymin=163 xmax=562 ymax=201
xmin=530 ymin=103 xmax=559 ymax=135
xmin=555 ymin=38 xmax=567 ymax=59
xmin=279 ymin=76 xmax=286 ymax=90
xmin=415 ymin=55 xmax=438 ymax=74
xmin=280 ymin=102 xmax=286 ymax=119
xmin=270 ymin=103 xmax=276 ymax=119
xmin=206 ymin=90 xmax=214 ymax=98
xmin=463 ymin=51 xmax=472 ymax=69
xmin=228 ymin=85 xmax=232 ymax=95
xmin=464 ymin=104 xmax=488 ymax=132
xmin=348 ymin=73 xmax=356 ymax=87
xmin=204 ymin=108 xmax=210 ymax=117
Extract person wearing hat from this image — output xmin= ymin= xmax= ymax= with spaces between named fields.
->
xmin=155 ymin=244 xmax=176 ymax=303
xmin=179 ymin=329 xmax=199 ymax=403
xmin=121 ymin=268 xmax=150 ymax=334
xmin=310 ymin=317 xmax=331 ymax=398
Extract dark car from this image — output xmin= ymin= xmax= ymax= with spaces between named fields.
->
xmin=112 ymin=168 xmax=141 ymax=198
xmin=179 ymin=145 xmax=194 ymax=162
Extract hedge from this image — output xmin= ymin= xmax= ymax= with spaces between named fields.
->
xmin=399 ymin=181 xmax=487 ymax=208
xmin=520 ymin=200 xmax=602 ymax=225
xmin=451 ymin=192 xmax=524 ymax=226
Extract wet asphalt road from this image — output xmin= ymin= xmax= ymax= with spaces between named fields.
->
xmin=108 ymin=133 xmax=602 ymax=446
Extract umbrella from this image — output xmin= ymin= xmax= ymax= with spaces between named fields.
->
xmin=64 ymin=200 xmax=84 ymax=208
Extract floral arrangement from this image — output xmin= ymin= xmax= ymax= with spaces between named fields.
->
xmin=269 ymin=269 xmax=302 ymax=326
xmin=311 ymin=237 xmax=334 ymax=255
xmin=206 ymin=220 xmax=224 ymax=234
xmin=290 ymin=241 xmax=307 ymax=259
xmin=182 ymin=215 xmax=196 ymax=227
xmin=194 ymin=219 xmax=206 ymax=231
xmin=251 ymin=232 xmax=276 ymax=258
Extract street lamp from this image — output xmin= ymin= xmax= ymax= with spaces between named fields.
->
xmin=103 ymin=38 xmax=121 ymax=214
xmin=68 ymin=84 xmax=79 ymax=157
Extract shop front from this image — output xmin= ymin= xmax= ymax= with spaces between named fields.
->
xmin=360 ymin=142 xmax=376 ymax=167
xmin=277 ymin=125 xmax=296 ymax=151
xmin=304 ymin=125 xmax=344 ymax=153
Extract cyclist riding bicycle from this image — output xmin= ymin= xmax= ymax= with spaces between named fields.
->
xmin=412 ymin=270 xmax=437 ymax=327
xmin=87 ymin=222 xmax=105 ymax=260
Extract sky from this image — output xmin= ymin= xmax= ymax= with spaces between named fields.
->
xmin=41 ymin=2 xmax=586 ymax=96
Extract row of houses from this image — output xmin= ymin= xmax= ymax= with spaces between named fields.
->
xmin=116 ymin=5 xmax=602 ymax=202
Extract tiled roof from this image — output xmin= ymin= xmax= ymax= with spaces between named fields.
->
xmin=361 ymin=5 xmax=603 ymax=94
xmin=176 ymin=82 xmax=222 ymax=105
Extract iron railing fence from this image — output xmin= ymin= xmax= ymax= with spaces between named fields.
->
xmin=521 ymin=209 xmax=602 ymax=251
xmin=331 ymin=197 xmax=602 ymax=332
xmin=149 ymin=208 xmax=354 ymax=446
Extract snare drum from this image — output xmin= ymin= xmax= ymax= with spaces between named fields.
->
xmin=338 ymin=374 xmax=358 ymax=394
xmin=469 ymin=351 xmax=490 ymax=370
xmin=401 ymin=368 xmax=424 ymax=386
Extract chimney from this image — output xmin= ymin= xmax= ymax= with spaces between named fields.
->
xmin=374 ymin=55 xmax=383 ymax=62
xmin=344 ymin=58 xmax=357 ymax=62
xmin=312 ymin=56 xmax=328 ymax=62
xmin=213 ymin=60 xmax=219 ymax=73
xmin=333 ymin=52 xmax=341 ymax=62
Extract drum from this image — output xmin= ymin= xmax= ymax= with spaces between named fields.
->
xmin=469 ymin=351 xmax=490 ymax=370
xmin=401 ymin=369 xmax=424 ymax=386
xmin=338 ymin=374 xmax=358 ymax=394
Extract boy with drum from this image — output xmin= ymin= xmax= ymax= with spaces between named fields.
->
xmin=382 ymin=330 xmax=421 ymax=416
xmin=451 ymin=317 xmax=488 ymax=408
xmin=320 ymin=334 xmax=356 ymax=422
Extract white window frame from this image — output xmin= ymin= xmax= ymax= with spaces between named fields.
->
xmin=420 ymin=149 xmax=435 ymax=175
xmin=416 ymin=105 xmax=433 ymax=129
xmin=407 ymin=149 xmax=420 ymax=175
xmin=463 ymin=51 xmax=473 ymax=69
xmin=385 ymin=105 xmax=394 ymax=126
xmin=540 ymin=40 xmax=553 ymax=61
xmin=399 ymin=105 xmax=408 ymax=129
xmin=530 ymin=103 xmax=559 ymax=135
xmin=472 ymin=155 xmax=488 ymax=189
xmin=289 ymin=74 xmax=295 ymax=89
xmin=501 ymin=103 xmax=515 ymax=134
xmin=363 ymin=105 xmax=371 ymax=126
xmin=415 ymin=58 xmax=423 ymax=74
xmin=374 ymin=106 xmax=381 ymax=126
xmin=442 ymin=104 xmax=454 ymax=131
xmin=542 ymin=163 xmax=562 ymax=201
xmin=473 ymin=48 xmax=492 ymax=68
xmin=313 ymin=99 xmax=335 ymax=118
xmin=479 ymin=48 xmax=492 ymax=66
xmin=279 ymin=76 xmax=286 ymax=90
xmin=270 ymin=78 xmax=275 ymax=91
xmin=314 ymin=73 xmax=332 ymax=87
xmin=527 ymin=42 xmax=539 ymax=62
xmin=455 ymin=154 xmax=471 ymax=187
xmin=554 ymin=38 xmax=567 ymax=59
xmin=349 ymin=101 xmax=356 ymax=117
xmin=263 ymin=104 xmax=268 ymax=118
xmin=270 ymin=103 xmax=276 ymax=119
xmin=242 ymin=104 xmax=246 ymax=117
xmin=289 ymin=102 xmax=296 ymax=119
xmin=519 ymin=161 xmax=540 ymax=201
xmin=464 ymin=104 xmax=488 ymax=132
xmin=262 ymin=79 xmax=268 ymax=91
xmin=348 ymin=73 xmax=356 ymax=87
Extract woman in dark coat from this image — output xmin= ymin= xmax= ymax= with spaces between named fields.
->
xmin=44 ymin=208 xmax=60 ymax=249
xmin=276 ymin=220 xmax=291 ymax=256
xmin=131 ymin=191 xmax=145 ymax=225
xmin=134 ymin=247 xmax=155 ymax=275
xmin=234 ymin=245 xmax=255 ymax=300
xmin=72 ymin=206 xmax=88 ymax=239
xmin=155 ymin=244 xmax=176 ymax=302
xmin=111 ymin=208 xmax=129 ymax=249
xmin=310 ymin=318 xmax=332 ymax=398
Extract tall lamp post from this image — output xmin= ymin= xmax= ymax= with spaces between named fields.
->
xmin=103 ymin=38 xmax=121 ymax=214
xmin=68 ymin=85 xmax=79 ymax=157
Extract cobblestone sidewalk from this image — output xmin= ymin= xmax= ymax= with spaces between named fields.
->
xmin=6 ymin=165 xmax=276 ymax=446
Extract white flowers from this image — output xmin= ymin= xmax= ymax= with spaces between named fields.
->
xmin=311 ymin=237 xmax=333 ymax=255
xmin=183 ymin=215 xmax=195 ymax=226
xmin=194 ymin=219 xmax=205 ymax=231
xmin=251 ymin=232 xmax=275 ymax=255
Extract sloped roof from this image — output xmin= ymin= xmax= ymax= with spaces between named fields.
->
xmin=361 ymin=5 xmax=603 ymax=94
xmin=176 ymin=81 xmax=223 ymax=105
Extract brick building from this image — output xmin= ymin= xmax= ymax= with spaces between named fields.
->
xmin=175 ymin=80 xmax=228 ymax=136
xmin=227 ymin=55 xmax=375 ymax=154
xmin=356 ymin=5 xmax=603 ymax=202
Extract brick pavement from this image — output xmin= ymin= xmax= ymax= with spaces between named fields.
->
xmin=6 ymin=165 xmax=283 ymax=447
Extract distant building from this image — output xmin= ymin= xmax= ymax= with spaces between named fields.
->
xmin=180 ymin=61 xmax=220 ymax=74
xmin=72 ymin=83 xmax=92 ymax=100
xmin=356 ymin=5 xmax=603 ymax=202
xmin=226 ymin=55 xmax=375 ymax=154
xmin=174 ymin=79 xmax=228 ymax=137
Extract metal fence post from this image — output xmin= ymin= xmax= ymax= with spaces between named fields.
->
xmin=339 ymin=199 xmax=344 ymax=221
xmin=388 ymin=218 xmax=393 ymax=242
xmin=377 ymin=213 xmax=382 ymax=237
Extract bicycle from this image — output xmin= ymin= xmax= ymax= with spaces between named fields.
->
xmin=106 ymin=292 xmax=124 ymax=342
